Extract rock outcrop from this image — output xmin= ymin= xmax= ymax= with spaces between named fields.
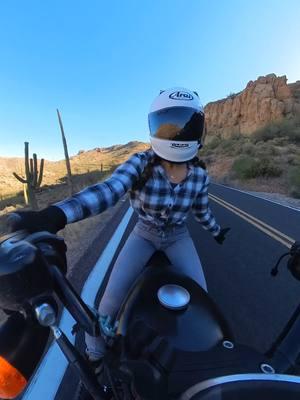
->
xmin=204 ymin=74 xmax=300 ymax=140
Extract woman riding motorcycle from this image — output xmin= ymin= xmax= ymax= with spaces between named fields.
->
xmin=7 ymin=87 xmax=230 ymax=364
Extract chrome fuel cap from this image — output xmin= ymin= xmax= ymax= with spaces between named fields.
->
xmin=157 ymin=284 xmax=190 ymax=310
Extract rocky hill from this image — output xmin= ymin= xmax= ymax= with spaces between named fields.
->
xmin=205 ymin=74 xmax=300 ymax=139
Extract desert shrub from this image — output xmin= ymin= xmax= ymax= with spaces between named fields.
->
xmin=217 ymin=134 xmax=245 ymax=156
xmin=0 ymin=192 xmax=24 ymax=210
xmin=206 ymin=136 xmax=222 ymax=150
xmin=241 ymin=142 xmax=257 ymax=156
xmin=288 ymin=166 xmax=300 ymax=198
xmin=232 ymin=156 xmax=282 ymax=179
xmin=271 ymin=136 xmax=288 ymax=146
xmin=252 ymin=117 xmax=300 ymax=144
xmin=286 ymin=155 xmax=300 ymax=166
xmin=232 ymin=157 xmax=256 ymax=179
xmin=257 ymin=158 xmax=282 ymax=177
xmin=252 ymin=123 xmax=281 ymax=142
xmin=202 ymin=156 xmax=213 ymax=165
xmin=200 ymin=148 xmax=213 ymax=157
xmin=220 ymin=139 xmax=237 ymax=156
xmin=257 ymin=144 xmax=280 ymax=157
xmin=227 ymin=92 xmax=236 ymax=99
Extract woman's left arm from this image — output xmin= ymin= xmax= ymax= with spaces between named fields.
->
xmin=191 ymin=172 xmax=221 ymax=237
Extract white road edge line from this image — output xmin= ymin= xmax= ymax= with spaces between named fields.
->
xmin=212 ymin=182 xmax=300 ymax=212
xmin=23 ymin=207 xmax=133 ymax=400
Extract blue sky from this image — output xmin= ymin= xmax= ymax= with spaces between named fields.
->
xmin=0 ymin=0 xmax=299 ymax=160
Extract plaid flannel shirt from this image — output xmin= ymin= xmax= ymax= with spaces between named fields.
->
xmin=56 ymin=149 xmax=221 ymax=236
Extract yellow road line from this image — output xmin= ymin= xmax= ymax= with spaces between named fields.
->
xmin=209 ymin=193 xmax=295 ymax=249
xmin=210 ymin=193 xmax=294 ymax=244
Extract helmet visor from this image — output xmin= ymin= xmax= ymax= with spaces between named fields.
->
xmin=148 ymin=107 xmax=204 ymax=142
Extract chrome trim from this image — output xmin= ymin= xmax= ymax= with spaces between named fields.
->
xmin=157 ymin=284 xmax=190 ymax=310
xmin=35 ymin=303 xmax=57 ymax=327
xmin=222 ymin=340 xmax=234 ymax=349
xmin=260 ymin=363 xmax=275 ymax=374
xmin=51 ymin=326 xmax=62 ymax=339
xmin=180 ymin=373 xmax=300 ymax=400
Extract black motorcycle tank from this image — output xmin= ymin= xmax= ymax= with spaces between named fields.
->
xmin=117 ymin=264 xmax=232 ymax=352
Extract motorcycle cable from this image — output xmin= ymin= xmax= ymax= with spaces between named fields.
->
xmin=271 ymin=252 xmax=290 ymax=276
xmin=271 ymin=241 xmax=300 ymax=278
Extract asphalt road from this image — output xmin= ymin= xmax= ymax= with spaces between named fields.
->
xmin=40 ymin=184 xmax=300 ymax=398
xmin=197 ymin=183 xmax=300 ymax=352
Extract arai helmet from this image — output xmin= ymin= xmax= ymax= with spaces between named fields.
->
xmin=148 ymin=87 xmax=205 ymax=162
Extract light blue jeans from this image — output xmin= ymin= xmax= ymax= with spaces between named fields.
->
xmin=85 ymin=219 xmax=207 ymax=360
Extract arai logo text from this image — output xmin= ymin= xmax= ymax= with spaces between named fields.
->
xmin=170 ymin=143 xmax=190 ymax=148
xmin=169 ymin=91 xmax=193 ymax=100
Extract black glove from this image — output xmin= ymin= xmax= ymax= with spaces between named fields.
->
xmin=6 ymin=205 xmax=67 ymax=234
xmin=214 ymin=227 xmax=231 ymax=245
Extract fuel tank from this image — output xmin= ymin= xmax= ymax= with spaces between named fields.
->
xmin=117 ymin=252 xmax=232 ymax=352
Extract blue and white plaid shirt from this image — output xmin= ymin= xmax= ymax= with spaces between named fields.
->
xmin=56 ymin=150 xmax=220 ymax=236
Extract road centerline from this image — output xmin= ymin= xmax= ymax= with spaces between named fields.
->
xmin=209 ymin=193 xmax=294 ymax=248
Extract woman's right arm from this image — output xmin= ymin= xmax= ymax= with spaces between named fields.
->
xmin=55 ymin=150 xmax=152 ymax=224
xmin=6 ymin=150 xmax=152 ymax=233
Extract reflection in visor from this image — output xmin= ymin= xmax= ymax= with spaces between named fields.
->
xmin=148 ymin=107 xmax=204 ymax=142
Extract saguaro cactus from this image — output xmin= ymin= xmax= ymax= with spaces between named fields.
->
xmin=13 ymin=142 xmax=44 ymax=210
xmin=57 ymin=109 xmax=73 ymax=195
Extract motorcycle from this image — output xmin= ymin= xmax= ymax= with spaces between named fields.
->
xmin=0 ymin=228 xmax=300 ymax=400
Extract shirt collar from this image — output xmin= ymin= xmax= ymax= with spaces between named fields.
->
xmin=155 ymin=162 xmax=194 ymax=182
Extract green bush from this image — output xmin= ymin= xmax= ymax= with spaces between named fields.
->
xmin=256 ymin=143 xmax=280 ymax=157
xmin=216 ymin=135 xmax=245 ymax=156
xmin=271 ymin=137 xmax=288 ymax=146
xmin=241 ymin=142 xmax=257 ymax=156
xmin=252 ymin=117 xmax=300 ymax=144
xmin=286 ymin=155 xmax=300 ymax=166
xmin=232 ymin=156 xmax=282 ymax=179
xmin=221 ymin=139 xmax=238 ymax=155
xmin=232 ymin=157 xmax=256 ymax=179
xmin=206 ymin=136 xmax=222 ymax=150
xmin=288 ymin=166 xmax=300 ymax=198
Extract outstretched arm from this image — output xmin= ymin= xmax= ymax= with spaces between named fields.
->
xmin=56 ymin=151 xmax=152 ymax=224
xmin=6 ymin=151 xmax=153 ymax=234
xmin=191 ymin=173 xmax=221 ymax=237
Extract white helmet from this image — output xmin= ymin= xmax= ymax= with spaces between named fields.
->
xmin=148 ymin=87 xmax=205 ymax=162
